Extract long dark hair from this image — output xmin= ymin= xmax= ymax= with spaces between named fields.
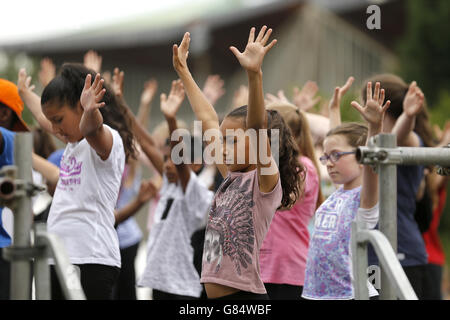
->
xmin=41 ymin=63 xmax=136 ymax=161
xmin=226 ymin=105 xmax=305 ymax=210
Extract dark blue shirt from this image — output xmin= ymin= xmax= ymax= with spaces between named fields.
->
xmin=368 ymin=139 xmax=427 ymax=267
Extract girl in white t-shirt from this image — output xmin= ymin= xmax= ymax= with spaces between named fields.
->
xmin=18 ymin=63 xmax=136 ymax=299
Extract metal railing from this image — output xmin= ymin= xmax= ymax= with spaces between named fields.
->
xmin=1 ymin=132 xmax=85 ymax=300
xmin=352 ymin=133 xmax=450 ymax=300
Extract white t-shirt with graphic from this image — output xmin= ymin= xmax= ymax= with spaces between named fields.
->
xmin=47 ymin=124 xmax=125 ymax=268
xmin=138 ymin=171 xmax=214 ymax=297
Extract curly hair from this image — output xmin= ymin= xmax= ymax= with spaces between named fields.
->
xmin=225 ymin=105 xmax=305 ymax=210
xmin=266 ymin=102 xmax=324 ymax=209
xmin=41 ymin=63 xmax=137 ymax=161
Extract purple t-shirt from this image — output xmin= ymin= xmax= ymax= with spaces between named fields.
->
xmin=303 ymin=186 xmax=361 ymax=299
xmin=201 ymin=169 xmax=282 ymax=294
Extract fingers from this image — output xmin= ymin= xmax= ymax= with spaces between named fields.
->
xmin=229 ymin=46 xmax=241 ymax=58
xmin=350 ymin=101 xmax=364 ymax=115
xmin=379 ymin=89 xmax=385 ymax=107
xmin=160 ymin=93 xmax=167 ymax=103
xmin=341 ymin=76 xmax=354 ymax=94
xmin=382 ymin=100 xmax=391 ymax=113
xmin=248 ymin=27 xmax=256 ymax=44
xmin=264 ymin=39 xmax=277 ymax=52
xmin=180 ymin=32 xmax=191 ymax=52
xmin=366 ymin=81 xmax=373 ymax=102
xmin=84 ymin=74 xmax=92 ymax=90
xmin=373 ymin=82 xmax=380 ymax=102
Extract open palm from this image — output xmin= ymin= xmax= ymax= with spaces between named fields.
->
xmin=160 ymin=79 xmax=185 ymax=118
xmin=403 ymin=81 xmax=424 ymax=117
xmin=173 ymin=32 xmax=190 ymax=74
xmin=80 ymin=73 xmax=106 ymax=112
xmin=351 ymin=82 xmax=390 ymax=127
xmin=229 ymin=26 xmax=277 ymax=73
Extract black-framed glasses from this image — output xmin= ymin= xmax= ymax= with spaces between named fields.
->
xmin=319 ymin=151 xmax=356 ymax=165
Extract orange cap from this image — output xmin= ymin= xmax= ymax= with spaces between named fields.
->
xmin=0 ymin=78 xmax=29 ymax=132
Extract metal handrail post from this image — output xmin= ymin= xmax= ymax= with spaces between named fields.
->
xmin=35 ymin=228 xmax=86 ymax=300
xmin=351 ymin=221 xmax=369 ymax=300
xmin=352 ymin=222 xmax=417 ymax=300
xmin=10 ymin=132 xmax=33 ymax=299
xmin=33 ymin=223 xmax=51 ymax=300
xmin=377 ymin=134 xmax=397 ymax=300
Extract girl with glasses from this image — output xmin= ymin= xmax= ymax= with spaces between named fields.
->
xmin=302 ymin=82 xmax=390 ymax=300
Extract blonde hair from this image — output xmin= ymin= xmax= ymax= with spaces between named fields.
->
xmin=266 ymin=102 xmax=324 ymax=208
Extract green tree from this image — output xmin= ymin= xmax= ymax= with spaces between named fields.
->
xmin=397 ymin=0 xmax=450 ymax=106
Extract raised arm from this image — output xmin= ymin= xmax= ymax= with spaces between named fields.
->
xmin=391 ymin=81 xmax=423 ymax=147
xmin=351 ymin=82 xmax=391 ymax=209
xmin=79 ymin=73 xmax=113 ymax=161
xmin=173 ymin=32 xmax=227 ymax=178
xmin=292 ymin=81 xmax=321 ymax=112
xmin=111 ymin=67 xmax=164 ymax=176
xmin=32 ymin=152 xmax=59 ymax=195
xmin=137 ymin=79 xmax=158 ymax=127
xmin=114 ymin=180 xmax=157 ymax=225
xmin=160 ymin=79 xmax=191 ymax=192
xmin=17 ymin=69 xmax=54 ymax=134
xmin=229 ymin=26 xmax=279 ymax=192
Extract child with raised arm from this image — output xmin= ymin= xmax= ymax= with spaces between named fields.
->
xmin=137 ymin=80 xmax=214 ymax=300
xmin=17 ymin=63 xmax=137 ymax=300
xmin=361 ymin=74 xmax=434 ymax=299
xmin=302 ymin=82 xmax=390 ymax=300
xmin=173 ymin=26 xmax=304 ymax=300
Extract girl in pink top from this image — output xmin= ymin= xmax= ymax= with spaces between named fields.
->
xmin=173 ymin=26 xmax=304 ymax=299
xmin=260 ymin=104 xmax=322 ymax=299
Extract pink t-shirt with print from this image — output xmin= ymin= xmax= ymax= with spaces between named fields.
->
xmin=201 ymin=169 xmax=282 ymax=294
xmin=259 ymin=156 xmax=319 ymax=286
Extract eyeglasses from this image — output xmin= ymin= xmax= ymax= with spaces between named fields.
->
xmin=319 ymin=151 xmax=356 ymax=165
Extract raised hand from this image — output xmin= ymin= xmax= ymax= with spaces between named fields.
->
xmin=17 ymin=68 xmax=36 ymax=94
xmin=173 ymin=32 xmax=191 ymax=75
xmin=112 ymin=67 xmax=125 ymax=98
xmin=293 ymin=81 xmax=321 ymax=111
xmin=351 ymin=82 xmax=390 ymax=129
xmin=80 ymin=73 xmax=106 ymax=112
xmin=140 ymin=79 xmax=158 ymax=106
xmin=38 ymin=57 xmax=56 ymax=88
xmin=229 ymin=26 xmax=277 ymax=74
xmin=202 ymin=75 xmax=225 ymax=105
xmin=329 ymin=76 xmax=354 ymax=112
xmin=84 ymin=50 xmax=102 ymax=73
xmin=403 ymin=81 xmax=424 ymax=117
xmin=160 ymin=79 xmax=185 ymax=119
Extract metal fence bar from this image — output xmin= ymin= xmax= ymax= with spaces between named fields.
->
xmin=33 ymin=223 xmax=51 ymax=300
xmin=377 ymin=134 xmax=397 ymax=300
xmin=353 ymin=222 xmax=417 ymax=300
xmin=10 ymin=132 xmax=33 ymax=300
xmin=351 ymin=221 xmax=369 ymax=300
xmin=353 ymin=133 xmax=450 ymax=300
xmin=34 ymin=227 xmax=86 ymax=300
